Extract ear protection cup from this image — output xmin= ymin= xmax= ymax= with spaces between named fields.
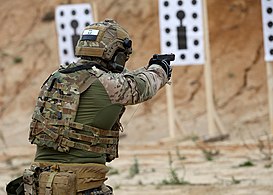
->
xmin=110 ymin=52 xmax=127 ymax=73
xmin=114 ymin=52 xmax=127 ymax=66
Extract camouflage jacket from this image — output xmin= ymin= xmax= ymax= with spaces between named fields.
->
xmin=30 ymin=60 xmax=168 ymax=164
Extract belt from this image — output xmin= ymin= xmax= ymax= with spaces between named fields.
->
xmin=32 ymin=162 xmax=109 ymax=192
xmin=78 ymin=184 xmax=113 ymax=195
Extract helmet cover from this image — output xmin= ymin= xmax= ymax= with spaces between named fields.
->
xmin=75 ymin=19 xmax=132 ymax=62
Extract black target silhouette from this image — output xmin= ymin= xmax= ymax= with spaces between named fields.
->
xmin=177 ymin=10 xmax=187 ymax=49
xmin=71 ymin=20 xmax=80 ymax=56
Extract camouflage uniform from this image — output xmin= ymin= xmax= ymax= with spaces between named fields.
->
xmin=6 ymin=19 xmax=171 ymax=195
xmin=26 ymin=59 xmax=168 ymax=195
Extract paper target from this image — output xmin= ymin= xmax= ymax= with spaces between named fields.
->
xmin=261 ymin=0 xmax=273 ymax=62
xmin=158 ymin=0 xmax=205 ymax=66
xmin=55 ymin=4 xmax=94 ymax=65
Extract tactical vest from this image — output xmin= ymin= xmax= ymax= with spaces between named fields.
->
xmin=29 ymin=64 xmax=120 ymax=158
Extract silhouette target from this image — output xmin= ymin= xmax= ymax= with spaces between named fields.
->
xmin=262 ymin=1 xmax=273 ymax=60
xmin=71 ymin=20 xmax=80 ymax=56
xmin=267 ymin=5 xmax=273 ymax=57
xmin=177 ymin=10 xmax=187 ymax=49
xmin=159 ymin=0 xmax=205 ymax=65
xmin=56 ymin=4 xmax=93 ymax=65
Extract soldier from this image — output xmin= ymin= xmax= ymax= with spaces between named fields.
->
xmin=7 ymin=19 xmax=172 ymax=195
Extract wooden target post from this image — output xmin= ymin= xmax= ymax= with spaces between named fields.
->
xmin=202 ymin=0 xmax=227 ymax=138
xmin=161 ymin=0 xmax=227 ymax=139
xmin=261 ymin=0 xmax=273 ymax=135
xmin=91 ymin=1 xmax=98 ymax=22
xmin=166 ymin=81 xmax=176 ymax=138
xmin=266 ymin=61 xmax=273 ymax=134
xmin=166 ymin=81 xmax=187 ymax=138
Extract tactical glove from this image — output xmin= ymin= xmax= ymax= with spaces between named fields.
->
xmin=148 ymin=58 xmax=172 ymax=80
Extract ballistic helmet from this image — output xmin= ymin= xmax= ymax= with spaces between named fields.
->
xmin=75 ymin=19 xmax=132 ymax=72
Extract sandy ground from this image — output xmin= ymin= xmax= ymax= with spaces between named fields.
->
xmin=1 ymin=138 xmax=273 ymax=195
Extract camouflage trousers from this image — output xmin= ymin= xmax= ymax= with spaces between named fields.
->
xmin=77 ymin=184 xmax=113 ymax=195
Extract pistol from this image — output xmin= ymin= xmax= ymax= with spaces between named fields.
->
xmin=152 ymin=53 xmax=175 ymax=62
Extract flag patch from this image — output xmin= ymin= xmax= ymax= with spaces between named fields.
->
xmin=81 ymin=29 xmax=99 ymax=41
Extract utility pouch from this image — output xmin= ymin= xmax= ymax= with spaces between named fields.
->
xmin=38 ymin=171 xmax=77 ymax=195
xmin=23 ymin=168 xmax=40 ymax=195
xmin=6 ymin=176 xmax=24 ymax=195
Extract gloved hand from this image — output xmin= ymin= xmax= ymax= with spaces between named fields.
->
xmin=148 ymin=58 xmax=172 ymax=80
